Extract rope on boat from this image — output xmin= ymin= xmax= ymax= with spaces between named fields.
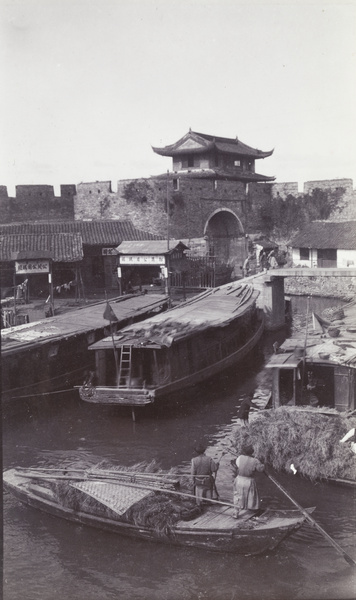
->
xmin=8 ymin=388 xmax=77 ymax=400
xmin=4 ymin=364 xmax=91 ymax=395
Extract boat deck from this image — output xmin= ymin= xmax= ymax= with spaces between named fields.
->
xmin=1 ymin=294 xmax=168 ymax=356
xmin=176 ymin=503 xmax=306 ymax=532
xmin=177 ymin=505 xmax=234 ymax=529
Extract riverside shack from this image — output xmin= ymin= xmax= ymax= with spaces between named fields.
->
xmin=266 ymin=302 xmax=356 ymax=412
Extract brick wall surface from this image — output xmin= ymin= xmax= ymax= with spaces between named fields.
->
xmin=1 ymin=177 xmax=355 ymax=234
xmin=271 ymin=182 xmax=300 ymax=198
xmin=0 ymin=184 xmax=75 ymax=223
xmin=75 ymin=177 xmax=252 ymax=238
xmin=304 ymin=179 xmax=356 ymax=221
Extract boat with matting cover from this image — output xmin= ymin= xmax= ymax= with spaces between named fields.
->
xmin=3 ymin=467 xmax=313 ymax=555
xmin=79 ymin=281 xmax=264 ymax=409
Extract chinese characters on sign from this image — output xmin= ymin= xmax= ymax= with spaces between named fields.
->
xmin=102 ymin=248 xmax=118 ymax=256
xmin=15 ymin=261 xmax=50 ymax=274
xmin=119 ymin=255 xmax=166 ymax=265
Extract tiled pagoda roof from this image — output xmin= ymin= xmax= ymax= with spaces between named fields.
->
xmin=152 ymin=130 xmax=274 ymax=159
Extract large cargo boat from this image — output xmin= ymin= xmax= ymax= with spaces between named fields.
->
xmin=79 ymin=282 xmax=264 ymax=412
xmin=1 ymin=294 xmax=168 ymax=403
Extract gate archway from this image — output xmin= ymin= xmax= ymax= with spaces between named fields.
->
xmin=204 ymin=209 xmax=246 ymax=273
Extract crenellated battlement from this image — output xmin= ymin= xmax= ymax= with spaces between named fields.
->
xmin=0 ymin=184 xmax=75 ymax=223
xmin=0 ymin=177 xmax=354 ymax=227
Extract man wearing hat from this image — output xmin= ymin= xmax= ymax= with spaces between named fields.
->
xmin=191 ymin=444 xmax=219 ymax=507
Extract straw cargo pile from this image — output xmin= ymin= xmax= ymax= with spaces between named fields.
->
xmin=232 ymin=407 xmax=356 ymax=481
xmin=48 ymin=460 xmax=197 ymax=534
xmin=124 ymin=493 xmax=198 ymax=534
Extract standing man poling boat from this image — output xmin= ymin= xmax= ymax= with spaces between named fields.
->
xmin=191 ymin=444 xmax=219 ymax=508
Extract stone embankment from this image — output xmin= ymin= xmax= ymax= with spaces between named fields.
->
xmin=285 ymin=275 xmax=355 ymax=301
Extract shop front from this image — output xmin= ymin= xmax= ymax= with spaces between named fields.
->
xmin=116 ymin=240 xmax=189 ymax=294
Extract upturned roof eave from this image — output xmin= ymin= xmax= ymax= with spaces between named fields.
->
xmin=152 ymin=142 xmax=214 ymax=157
xmin=153 ymin=169 xmax=275 ymax=182
xmin=152 ymin=146 xmax=273 ymax=159
xmin=152 ymin=130 xmax=274 ymax=159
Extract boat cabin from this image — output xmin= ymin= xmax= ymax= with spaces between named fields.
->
xmin=80 ymin=282 xmax=264 ymax=413
xmin=266 ymin=349 xmax=355 ymax=412
xmin=91 ymin=306 xmax=258 ymax=391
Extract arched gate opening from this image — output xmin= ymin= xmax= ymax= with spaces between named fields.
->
xmin=204 ymin=209 xmax=246 ymax=278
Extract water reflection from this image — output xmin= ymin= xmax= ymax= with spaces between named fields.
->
xmin=3 ymin=295 xmax=356 ymax=600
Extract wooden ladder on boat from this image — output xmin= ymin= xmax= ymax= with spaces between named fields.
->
xmin=118 ymin=345 xmax=132 ymax=387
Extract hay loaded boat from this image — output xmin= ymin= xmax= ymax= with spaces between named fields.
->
xmin=79 ymin=282 xmax=264 ymax=414
xmin=3 ymin=466 xmax=312 ymax=555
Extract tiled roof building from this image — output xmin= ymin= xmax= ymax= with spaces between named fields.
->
xmin=0 ymin=233 xmax=83 ymax=262
xmin=291 ymin=221 xmax=356 ymax=269
xmin=0 ymin=221 xmax=164 ymax=296
xmin=291 ymin=221 xmax=356 ymax=250
xmin=0 ymin=220 xmax=161 ymax=246
xmin=153 ymin=130 xmax=274 ymax=183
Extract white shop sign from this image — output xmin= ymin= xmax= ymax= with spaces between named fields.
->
xmin=119 ymin=255 xmax=166 ymax=265
xmin=15 ymin=260 xmax=50 ymax=274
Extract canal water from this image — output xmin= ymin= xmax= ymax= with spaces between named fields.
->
xmin=3 ymin=296 xmax=355 ymax=600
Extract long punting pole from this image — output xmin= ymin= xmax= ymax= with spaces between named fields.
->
xmin=224 ymin=445 xmax=356 ymax=567
xmin=301 ymin=294 xmax=311 ymax=394
xmin=104 ymin=291 xmax=119 ymax=381
xmin=17 ymin=467 xmax=180 ymax=484
xmin=265 ymin=472 xmax=356 ymax=568
xmin=18 ymin=470 xmax=237 ymax=510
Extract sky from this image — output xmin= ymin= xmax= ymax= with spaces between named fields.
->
xmin=1 ymin=0 xmax=356 ymax=196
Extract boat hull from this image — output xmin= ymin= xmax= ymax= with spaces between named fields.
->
xmin=3 ymin=468 xmax=309 ymax=555
xmin=79 ymin=316 xmax=264 ymax=407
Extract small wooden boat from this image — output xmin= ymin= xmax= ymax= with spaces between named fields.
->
xmin=3 ymin=467 xmax=312 ymax=556
xmin=78 ymin=282 xmax=264 ymax=413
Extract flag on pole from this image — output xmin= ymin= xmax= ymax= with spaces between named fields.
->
xmin=103 ymin=301 xmax=117 ymax=322
xmin=312 ymin=312 xmax=329 ymax=333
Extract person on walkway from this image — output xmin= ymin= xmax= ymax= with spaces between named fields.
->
xmin=259 ymin=250 xmax=268 ymax=271
xmin=238 ymin=395 xmax=260 ymax=426
xmin=268 ymin=250 xmax=278 ymax=269
xmin=242 ymin=256 xmax=251 ymax=278
xmin=191 ymin=444 xmax=219 ymax=507
xmin=232 ymin=445 xmax=264 ymax=518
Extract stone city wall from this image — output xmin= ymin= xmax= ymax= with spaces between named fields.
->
xmin=271 ymin=181 xmax=300 ymax=198
xmin=0 ymin=184 xmax=75 ymax=223
xmin=304 ymin=179 xmax=356 ymax=221
xmin=0 ymin=177 xmax=354 ymax=232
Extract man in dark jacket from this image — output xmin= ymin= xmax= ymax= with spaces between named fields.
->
xmin=191 ymin=444 xmax=219 ymax=507
xmin=238 ymin=396 xmax=260 ymax=426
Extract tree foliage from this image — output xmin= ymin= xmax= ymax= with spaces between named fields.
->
xmin=254 ymin=187 xmax=344 ymax=242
